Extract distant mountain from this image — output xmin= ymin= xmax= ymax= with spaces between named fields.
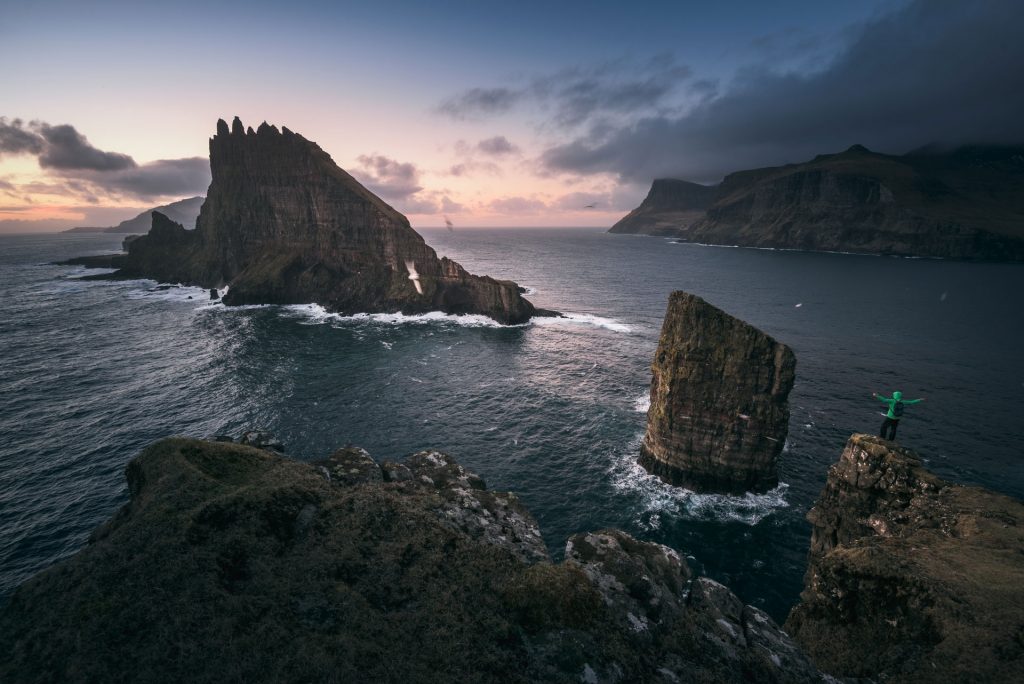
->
xmin=611 ymin=145 xmax=1024 ymax=260
xmin=609 ymin=179 xmax=716 ymax=235
xmin=64 ymin=196 xmax=204 ymax=234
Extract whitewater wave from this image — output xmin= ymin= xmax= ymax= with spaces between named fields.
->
xmin=633 ymin=393 xmax=651 ymax=413
xmin=608 ymin=433 xmax=789 ymax=528
xmin=533 ymin=312 xmax=632 ymax=333
xmin=280 ymin=304 xmax=518 ymax=328
xmin=124 ymin=283 xmax=211 ymax=303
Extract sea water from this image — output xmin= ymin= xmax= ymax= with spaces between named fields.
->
xmin=2 ymin=228 xmax=1022 ymax=621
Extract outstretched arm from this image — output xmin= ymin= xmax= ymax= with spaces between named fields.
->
xmin=873 ymin=393 xmax=890 ymax=404
xmin=905 ymin=398 xmax=924 ymax=404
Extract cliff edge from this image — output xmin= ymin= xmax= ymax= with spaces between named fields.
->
xmin=0 ymin=437 xmax=823 ymax=683
xmin=785 ymin=434 xmax=1024 ymax=682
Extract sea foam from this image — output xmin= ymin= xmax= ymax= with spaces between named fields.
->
xmin=609 ymin=433 xmax=789 ymax=528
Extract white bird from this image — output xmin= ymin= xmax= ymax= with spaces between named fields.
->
xmin=405 ymin=260 xmax=423 ymax=295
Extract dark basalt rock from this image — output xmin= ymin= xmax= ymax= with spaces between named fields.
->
xmin=65 ymin=117 xmax=543 ymax=324
xmin=639 ymin=291 xmax=795 ymax=494
xmin=785 ymin=434 xmax=1024 ymax=682
xmin=0 ymin=437 xmax=823 ymax=683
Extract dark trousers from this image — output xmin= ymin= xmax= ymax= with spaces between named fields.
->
xmin=880 ymin=417 xmax=900 ymax=440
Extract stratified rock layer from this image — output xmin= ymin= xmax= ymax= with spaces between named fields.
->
xmin=611 ymin=144 xmax=1024 ymax=260
xmin=65 ymin=118 xmax=539 ymax=324
xmin=0 ymin=438 xmax=822 ymax=684
xmin=785 ymin=434 xmax=1024 ymax=682
xmin=639 ymin=291 xmax=795 ymax=494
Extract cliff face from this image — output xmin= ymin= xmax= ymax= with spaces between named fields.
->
xmin=0 ymin=437 xmax=822 ymax=683
xmin=611 ymin=145 xmax=1024 ymax=260
xmin=609 ymin=179 xmax=716 ymax=235
xmin=785 ymin=434 xmax=1024 ymax=682
xmin=67 ymin=118 xmax=539 ymax=324
xmin=639 ymin=291 xmax=795 ymax=494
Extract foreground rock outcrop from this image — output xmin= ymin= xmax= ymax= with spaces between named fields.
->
xmin=611 ymin=144 xmax=1024 ymax=260
xmin=639 ymin=291 xmax=796 ymax=494
xmin=785 ymin=434 xmax=1024 ymax=682
xmin=0 ymin=437 xmax=823 ymax=683
xmin=63 ymin=118 xmax=542 ymax=324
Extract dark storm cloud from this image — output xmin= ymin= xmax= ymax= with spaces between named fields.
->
xmin=36 ymin=124 xmax=136 ymax=171
xmin=436 ymin=88 xmax=522 ymax=120
xmin=477 ymin=135 xmax=519 ymax=156
xmin=541 ymin=0 xmax=1024 ymax=183
xmin=0 ymin=118 xmax=45 ymax=155
xmin=87 ymin=157 xmax=210 ymax=199
xmin=436 ymin=55 xmax=691 ymax=128
xmin=1 ymin=117 xmax=210 ymax=200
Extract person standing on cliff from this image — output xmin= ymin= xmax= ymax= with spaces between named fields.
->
xmin=872 ymin=390 xmax=924 ymax=440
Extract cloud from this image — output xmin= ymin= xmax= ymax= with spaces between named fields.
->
xmin=84 ymin=157 xmax=210 ymax=198
xmin=436 ymin=55 xmax=691 ymax=130
xmin=435 ymin=88 xmax=522 ymax=120
xmin=477 ymin=135 xmax=519 ymax=156
xmin=487 ymin=196 xmax=548 ymax=214
xmin=0 ymin=118 xmax=45 ymax=155
xmin=1 ymin=118 xmax=211 ymax=200
xmin=354 ymin=154 xmax=423 ymax=199
xmin=540 ymin=0 xmax=1024 ymax=183
xmin=36 ymin=124 xmax=136 ymax=171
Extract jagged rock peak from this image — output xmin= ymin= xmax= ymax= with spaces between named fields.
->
xmin=215 ymin=118 xmax=229 ymax=137
xmin=231 ymin=116 xmax=244 ymax=135
xmin=256 ymin=121 xmax=279 ymax=136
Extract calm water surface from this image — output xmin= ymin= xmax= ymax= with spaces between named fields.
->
xmin=2 ymin=228 xmax=1022 ymax=621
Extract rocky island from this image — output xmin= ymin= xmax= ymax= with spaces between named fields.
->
xmin=62 ymin=196 xmax=204 ymax=234
xmin=63 ymin=118 xmax=543 ymax=325
xmin=0 ymin=436 xmax=823 ymax=683
xmin=611 ymin=144 xmax=1024 ymax=260
xmin=639 ymin=291 xmax=796 ymax=494
xmin=785 ymin=434 xmax=1024 ymax=682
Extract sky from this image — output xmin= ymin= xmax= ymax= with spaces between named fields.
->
xmin=2 ymin=0 xmax=1022 ymax=232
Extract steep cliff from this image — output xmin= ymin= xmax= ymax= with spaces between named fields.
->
xmin=65 ymin=118 xmax=540 ymax=324
xmin=639 ymin=291 xmax=795 ymax=494
xmin=609 ymin=179 xmax=716 ymax=235
xmin=0 ymin=437 xmax=823 ymax=683
xmin=611 ymin=144 xmax=1024 ymax=260
xmin=785 ymin=434 xmax=1024 ymax=682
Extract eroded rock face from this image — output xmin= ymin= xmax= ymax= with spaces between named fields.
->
xmin=785 ymin=434 xmax=1024 ymax=683
xmin=65 ymin=118 xmax=541 ymax=324
xmin=0 ymin=437 xmax=823 ymax=684
xmin=639 ymin=291 xmax=796 ymax=494
xmin=609 ymin=179 xmax=716 ymax=235
xmin=610 ymin=144 xmax=1024 ymax=260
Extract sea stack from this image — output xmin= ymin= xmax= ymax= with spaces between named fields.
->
xmin=66 ymin=117 xmax=540 ymax=324
xmin=785 ymin=434 xmax=1024 ymax=682
xmin=638 ymin=291 xmax=795 ymax=494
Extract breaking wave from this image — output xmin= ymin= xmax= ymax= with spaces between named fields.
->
xmin=608 ymin=433 xmax=789 ymax=528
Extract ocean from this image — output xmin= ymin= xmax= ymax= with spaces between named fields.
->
xmin=2 ymin=228 xmax=1022 ymax=622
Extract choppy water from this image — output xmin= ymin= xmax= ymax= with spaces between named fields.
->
xmin=2 ymin=229 xmax=1022 ymax=622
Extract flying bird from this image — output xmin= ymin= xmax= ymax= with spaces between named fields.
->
xmin=583 ymin=204 xmax=596 ymax=209
xmin=405 ymin=260 xmax=423 ymax=295
xmin=444 ymin=216 xmax=455 ymax=231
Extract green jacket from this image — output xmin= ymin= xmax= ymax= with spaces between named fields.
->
xmin=875 ymin=391 xmax=922 ymax=419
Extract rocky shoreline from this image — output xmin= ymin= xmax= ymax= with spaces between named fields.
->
xmin=1 ymin=430 xmax=1020 ymax=682
xmin=0 ymin=436 xmax=822 ymax=683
